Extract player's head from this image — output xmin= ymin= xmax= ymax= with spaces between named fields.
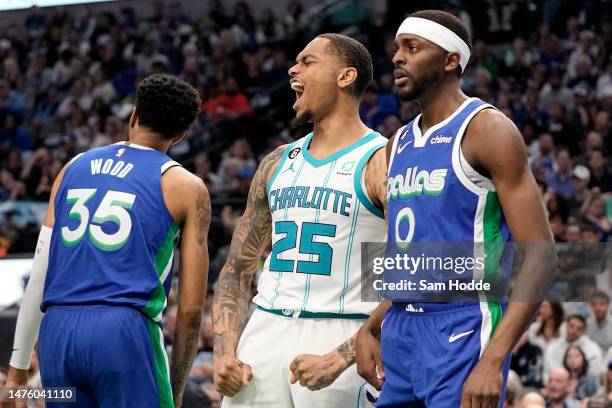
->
xmin=131 ymin=74 xmax=201 ymax=143
xmin=288 ymin=33 xmax=372 ymax=122
xmin=392 ymin=10 xmax=471 ymax=101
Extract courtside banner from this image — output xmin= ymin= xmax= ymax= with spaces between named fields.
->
xmin=361 ymin=242 xmax=568 ymax=302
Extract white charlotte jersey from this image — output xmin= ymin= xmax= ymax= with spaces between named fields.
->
xmin=254 ymin=130 xmax=387 ymax=315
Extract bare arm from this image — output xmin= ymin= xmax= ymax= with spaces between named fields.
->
xmin=163 ymin=169 xmax=211 ymax=407
xmin=460 ymin=109 xmax=556 ymax=407
xmin=213 ymin=145 xmax=285 ymax=359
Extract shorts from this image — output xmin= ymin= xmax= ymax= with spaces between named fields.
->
xmin=38 ymin=305 xmax=172 ymax=408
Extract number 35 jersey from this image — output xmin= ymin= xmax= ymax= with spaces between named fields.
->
xmin=42 ymin=142 xmax=181 ymax=322
xmin=254 ymin=131 xmax=387 ymax=316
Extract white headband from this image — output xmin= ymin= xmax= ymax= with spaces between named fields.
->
xmin=396 ymin=17 xmax=470 ymax=72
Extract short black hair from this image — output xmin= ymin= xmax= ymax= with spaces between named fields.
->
xmin=135 ymin=74 xmax=201 ymax=139
xmin=316 ymin=33 xmax=373 ymax=98
xmin=409 ymin=10 xmax=472 ymax=76
xmin=591 ymin=291 xmax=610 ymax=303
xmin=567 ymin=314 xmax=587 ymax=327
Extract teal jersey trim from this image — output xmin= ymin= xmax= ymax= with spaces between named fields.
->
xmin=257 ymin=305 xmax=368 ymax=320
xmin=339 ymin=203 xmax=360 ymax=313
xmin=266 ymin=141 xmax=298 ymax=196
xmin=302 ymin=131 xmax=379 ymax=168
xmin=354 ymin=143 xmax=386 ymax=219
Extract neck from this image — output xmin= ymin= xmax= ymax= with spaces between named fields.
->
xmin=311 ymin=103 xmax=369 ymax=148
xmin=416 ymin=78 xmax=467 ymax=133
xmin=127 ymin=129 xmax=173 ymax=153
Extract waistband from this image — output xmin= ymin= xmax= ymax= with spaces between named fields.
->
xmin=393 ymin=301 xmax=505 ymax=314
xmin=257 ymin=305 xmax=369 ymax=320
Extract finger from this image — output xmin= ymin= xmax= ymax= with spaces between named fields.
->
xmin=289 ymin=356 xmax=301 ymax=372
xmin=242 ymin=363 xmax=253 ymax=385
xmin=460 ymin=389 xmax=471 ymax=408
xmin=290 ymin=371 xmax=297 ymax=384
xmin=471 ymin=392 xmax=481 ymax=408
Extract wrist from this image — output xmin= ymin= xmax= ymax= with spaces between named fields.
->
xmin=8 ymin=366 xmax=29 ymax=384
xmin=329 ymin=350 xmax=349 ymax=374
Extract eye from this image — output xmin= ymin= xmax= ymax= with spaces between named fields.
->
xmin=409 ymin=46 xmax=419 ymax=53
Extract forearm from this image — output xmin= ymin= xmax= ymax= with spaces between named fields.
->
xmin=10 ymin=225 xmax=51 ymax=371
xmin=335 ymin=333 xmax=357 ymax=368
xmin=481 ymin=245 xmax=557 ymax=365
xmin=212 ymin=264 xmax=253 ymax=359
xmin=170 ymin=310 xmax=202 ymax=406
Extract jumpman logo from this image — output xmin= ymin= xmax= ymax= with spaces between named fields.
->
xmin=281 ymin=162 xmax=296 ymax=174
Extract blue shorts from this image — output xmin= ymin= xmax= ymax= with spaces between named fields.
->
xmin=377 ymin=302 xmax=511 ymax=408
xmin=38 ymin=305 xmax=173 ymax=408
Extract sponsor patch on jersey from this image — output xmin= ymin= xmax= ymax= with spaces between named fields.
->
xmin=288 ymin=147 xmax=301 ymax=159
xmin=337 ymin=160 xmax=355 ymax=175
xmin=430 ymin=135 xmax=453 ymax=144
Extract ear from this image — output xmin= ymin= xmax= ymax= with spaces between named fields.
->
xmin=445 ymin=52 xmax=461 ymax=74
xmin=337 ymin=67 xmax=358 ymax=92
xmin=129 ymin=107 xmax=138 ymax=128
xmin=170 ymin=131 xmax=187 ymax=146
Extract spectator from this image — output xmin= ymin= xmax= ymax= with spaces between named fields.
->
xmin=529 ymin=300 xmax=566 ymax=352
xmin=570 ymin=165 xmax=591 ymax=215
xmin=588 ymin=150 xmax=612 ymax=192
xmin=547 ymin=147 xmax=574 ymax=199
xmin=540 ymin=68 xmax=574 ymax=114
xmin=531 ymin=133 xmax=556 ymax=174
xmin=202 ymin=77 xmax=254 ymax=121
xmin=521 ymin=391 xmax=546 ymax=407
xmin=563 ymin=345 xmax=600 ymax=399
xmin=587 ymin=292 xmax=612 ymax=352
xmin=545 ymin=367 xmax=580 ymax=408
xmin=512 ymin=331 xmax=544 ymax=388
xmin=544 ymin=315 xmax=603 ymax=382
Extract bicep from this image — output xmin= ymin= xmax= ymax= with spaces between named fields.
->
xmin=43 ymin=162 xmax=71 ymax=228
xmin=364 ymin=148 xmax=387 ymax=212
xmin=472 ymin=112 xmax=552 ymax=243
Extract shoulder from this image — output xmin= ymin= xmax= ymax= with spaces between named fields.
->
xmin=467 ymin=108 xmax=521 ymax=142
xmin=260 ymin=144 xmax=289 ymax=184
xmin=162 ymin=166 xmax=209 ymax=200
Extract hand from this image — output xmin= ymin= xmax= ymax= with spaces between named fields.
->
xmin=213 ymin=355 xmax=252 ymax=397
xmin=0 ymin=367 xmax=28 ymax=408
xmin=460 ymin=358 xmax=503 ymax=408
xmin=355 ymin=326 xmax=384 ymax=390
xmin=289 ymin=352 xmax=347 ymax=391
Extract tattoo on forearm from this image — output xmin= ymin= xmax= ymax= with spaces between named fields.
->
xmin=171 ymin=314 xmax=202 ymax=403
xmin=213 ymin=146 xmax=285 ymax=359
xmin=337 ymin=336 xmax=357 ymax=366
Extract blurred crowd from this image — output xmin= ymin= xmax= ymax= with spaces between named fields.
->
xmin=0 ymin=0 xmax=612 ymax=406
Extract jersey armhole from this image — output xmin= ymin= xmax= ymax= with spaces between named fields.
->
xmin=354 ymin=143 xmax=386 ymax=219
xmin=452 ymin=105 xmax=497 ymax=194
xmin=161 ymin=160 xmax=182 ymax=175
xmin=387 ymin=125 xmax=407 ymax=170
xmin=67 ymin=152 xmax=84 ymax=166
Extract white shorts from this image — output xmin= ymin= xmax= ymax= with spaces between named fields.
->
xmin=221 ymin=308 xmax=378 ymax=408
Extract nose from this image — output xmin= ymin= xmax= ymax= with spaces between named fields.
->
xmin=392 ymin=50 xmax=405 ymax=67
xmin=288 ymin=63 xmax=299 ymax=77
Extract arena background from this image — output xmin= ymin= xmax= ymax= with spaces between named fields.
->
xmin=0 ymin=0 xmax=611 ymax=406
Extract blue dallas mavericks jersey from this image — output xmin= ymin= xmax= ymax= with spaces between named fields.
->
xmin=387 ymin=97 xmax=513 ymax=298
xmin=42 ymin=142 xmax=180 ymax=322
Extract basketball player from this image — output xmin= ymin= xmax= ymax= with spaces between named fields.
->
xmin=355 ymin=10 xmax=555 ymax=408
xmin=3 ymin=74 xmax=209 ymax=408
xmin=212 ymin=34 xmax=388 ymax=407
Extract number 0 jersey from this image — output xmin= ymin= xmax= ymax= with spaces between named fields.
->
xmin=42 ymin=142 xmax=180 ymax=322
xmin=386 ymin=98 xmax=513 ymax=297
xmin=253 ymin=131 xmax=387 ymax=316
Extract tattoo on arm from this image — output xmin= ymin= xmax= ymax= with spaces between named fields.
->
xmin=213 ymin=146 xmax=285 ymax=359
xmin=195 ymin=186 xmax=211 ymax=246
xmin=336 ymin=335 xmax=357 ymax=367
xmin=171 ymin=314 xmax=202 ymax=404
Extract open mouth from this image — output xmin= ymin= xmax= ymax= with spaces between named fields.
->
xmin=290 ymin=79 xmax=305 ymax=105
